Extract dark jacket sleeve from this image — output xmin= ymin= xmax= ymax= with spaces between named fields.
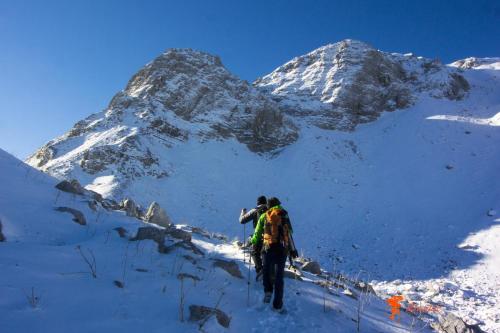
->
xmin=239 ymin=208 xmax=258 ymax=224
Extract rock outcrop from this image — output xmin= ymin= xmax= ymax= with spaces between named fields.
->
xmin=144 ymin=202 xmax=171 ymax=228
xmin=119 ymin=198 xmax=141 ymax=218
xmin=188 ymin=305 xmax=231 ymax=328
xmin=55 ymin=207 xmax=87 ymax=225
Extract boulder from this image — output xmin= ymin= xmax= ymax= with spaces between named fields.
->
xmin=130 ymin=226 xmax=165 ymax=244
xmin=432 ymin=313 xmax=485 ymax=333
xmin=101 ymin=199 xmax=121 ymax=211
xmin=55 ymin=207 xmax=86 ymax=225
xmin=55 ymin=180 xmax=85 ymax=195
xmin=0 ymin=219 xmax=5 ymax=242
xmin=212 ymin=259 xmax=243 ymax=278
xmin=165 ymin=226 xmax=191 ymax=242
xmin=189 ymin=305 xmax=230 ymax=328
xmin=120 ymin=198 xmax=141 ymax=218
xmin=114 ymin=227 xmax=128 ymax=238
xmin=301 ymin=261 xmax=321 ymax=275
xmin=144 ymin=202 xmax=172 ymax=227
xmin=284 ymin=268 xmax=303 ymax=281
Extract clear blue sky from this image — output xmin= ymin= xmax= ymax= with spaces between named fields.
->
xmin=1 ymin=0 xmax=499 ymax=159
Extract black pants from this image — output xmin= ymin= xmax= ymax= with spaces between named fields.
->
xmin=251 ymin=242 xmax=263 ymax=273
xmin=262 ymin=245 xmax=286 ymax=309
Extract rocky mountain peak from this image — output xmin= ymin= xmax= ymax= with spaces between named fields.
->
xmin=254 ymin=40 xmax=470 ymax=130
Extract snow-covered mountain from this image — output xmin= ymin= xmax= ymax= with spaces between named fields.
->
xmin=24 ymin=40 xmax=500 ymax=331
xmin=0 ymin=148 xmax=437 ymax=333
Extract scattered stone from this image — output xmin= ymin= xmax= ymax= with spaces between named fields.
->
xmin=177 ymin=273 xmax=201 ymax=282
xmin=301 ymin=261 xmax=322 ymax=275
xmin=130 ymin=226 xmax=165 ymax=244
xmin=353 ymin=281 xmax=376 ymax=294
xmin=0 ymin=219 xmax=5 ymax=242
xmin=120 ymin=198 xmax=141 ymax=218
xmin=191 ymin=227 xmax=211 ymax=239
xmin=189 ymin=305 xmax=231 ymax=328
xmin=55 ymin=180 xmax=85 ymax=195
xmin=87 ymin=190 xmax=103 ymax=202
xmin=87 ymin=200 xmax=98 ymax=212
xmin=135 ymin=268 xmax=148 ymax=272
xmin=432 ymin=313 xmax=485 ymax=333
xmin=211 ymin=233 xmax=228 ymax=242
xmin=487 ymin=209 xmax=496 ymax=217
xmin=352 ymin=243 xmax=360 ymax=250
xmin=284 ymin=268 xmax=303 ymax=281
xmin=212 ymin=259 xmax=243 ymax=278
xmin=173 ymin=241 xmax=205 ymax=256
xmin=446 ymin=164 xmax=454 ymax=170
xmin=113 ymin=280 xmax=124 ymax=288
xmin=114 ymin=227 xmax=128 ymax=238
xmin=183 ymin=255 xmax=197 ymax=264
xmin=165 ymin=226 xmax=191 ymax=242
xmin=144 ymin=202 xmax=172 ymax=228
xmin=465 ymin=130 xmax=471 ymax=135
xmin=55 ymin=207 xmax=87 ymax=225
xmin=101 ymin=199 xmax=121 ymax=211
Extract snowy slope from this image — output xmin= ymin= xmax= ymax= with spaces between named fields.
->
xmin=24 ymin=41 xmax=500 ymax=331
xmin=0 ymin=149 xmax=433 ymax=332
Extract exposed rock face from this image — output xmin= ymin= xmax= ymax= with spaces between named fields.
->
xmin=255 ymin=39 xmax=469 ymax=131
xmin=27 ymin=48 xmax=298 ymax=192
xmin=144 ymin=202 xmax=172 ymax=228
xmin=55 ymin=207 xmax=87 ymax=225
xmin=188 ymin=305 xmax=231 ymax=328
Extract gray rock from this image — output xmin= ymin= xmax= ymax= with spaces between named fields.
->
xmin=130 ymin=226 xmax=165 ymax=244
xmin=144 ymin=202 xmax=172 ymax=227
xmin=165 ymin=226 xmax=191 ymax=242
xmin=0 ymin=219 xmax=5 ymax=242
xmin=301 ymin=261 xmax=322 ymax=275
xmin=177 ymin=273 xmax=201 ymax=282
xmin=212 ymin=259 xmax=243 ymax=278
xmin=114 ymin=227 xmax=128 ymax=238
xmin=432 ymin=313 xmax=485 ymax=333
xmin=189 ymin=305 xmax=230 ymax=328
xmin=55 ymin=207 xmax=87 ymax=225
xmin=101 ymin=199 xmax=121 ymax=211
xmin=284 ymin=268 xmax=303 ymax=281
xmin=120 ymin=198 xmax=141 ymax=218
xmin=55 ymin=180 xmax=85 ymax=195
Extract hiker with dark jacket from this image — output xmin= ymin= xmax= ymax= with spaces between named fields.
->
xmin=251 ymin=197 xmax=298 ymax=311
xmin=239 ymin=195 xmax=267 ymax=279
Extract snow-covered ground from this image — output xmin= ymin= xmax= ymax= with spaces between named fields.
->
xmin=0 ymin=149 xmax=435 ymax=332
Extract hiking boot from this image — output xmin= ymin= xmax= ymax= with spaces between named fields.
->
xmin=272 ymin=306 xmax=286 ymax=314
xmin=255 ymin=270 xmax=263 ymax=281
xmin=263 ymin=292 xmax=272 ymax=303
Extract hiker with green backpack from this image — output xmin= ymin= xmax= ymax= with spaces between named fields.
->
xmin=251 ymin=197 xmax=299 ymax=311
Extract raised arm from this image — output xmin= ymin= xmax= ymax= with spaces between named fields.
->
xmin=239 ymin=208 xmax=257 ymax=224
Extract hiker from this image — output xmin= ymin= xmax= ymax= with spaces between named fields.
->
xmin=239 ymin=195 xmax=267 ymax=279
xmin=251 ymin=197 xmax=298 ymax=311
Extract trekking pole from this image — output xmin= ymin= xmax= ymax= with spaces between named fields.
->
xmin=247 ymin=250 xmax=251 ymax=306
xmin=243 ymin=223 xmax=246 ymax=263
